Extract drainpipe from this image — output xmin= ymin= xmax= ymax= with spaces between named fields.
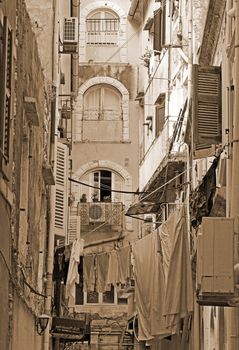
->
xmin=228 ymin=1 xmax=239 ymax=349
xmin=186 ymin=0 xmax=202 ymax=350
xmin=43 ymin=0 xmax=59 ymax=349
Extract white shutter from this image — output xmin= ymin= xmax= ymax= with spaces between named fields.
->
xmin=54 ymin=142 xmax=68 ymax=237
xmin=68 ymin=215 xmax=81 ymax=243
xmin=112 ymin=172 xmax=122 ymax=202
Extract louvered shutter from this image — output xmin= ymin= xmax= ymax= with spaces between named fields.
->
xmin=193 ymin=65 xmax=222 ymax=146
xmin=112 ymin=172 xmax=122 ymax=202
xmin=0 ymin=17 xmax=13 ymax=179
xmin=54 ymin=142 xmax=68 ymax=238
xmin=153 ymin=9 xmax=162 ymax=54
xmin=68 ymin=215 xmax=80 ymax=243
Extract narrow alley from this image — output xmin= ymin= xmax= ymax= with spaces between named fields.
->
xmin=0 ymin=0 xmax=239 ymax=349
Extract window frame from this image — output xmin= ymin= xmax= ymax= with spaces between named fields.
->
xmin=83 ymin=84 xmax=122 ymax=121
xmin=86 ymin=9 xmax=120 ymax=46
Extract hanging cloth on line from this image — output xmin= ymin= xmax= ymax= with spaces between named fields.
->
xmin=133 ymin=232 xmax=170 ymax=341
xmin=161 ymin=205 xmax=193 ymax=330
xmin=66 ymin=238 xmax=84 ymax=307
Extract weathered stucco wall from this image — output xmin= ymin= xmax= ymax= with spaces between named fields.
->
xmin=0 ymin=1 xmax=16 ymax=349
xmin=12 ymin=293 xmax=42 ymax=350
xmin=10 ymin=1 xmax=50 ymax=348
xmin=0 ymin=198 xmax=11 ymax=350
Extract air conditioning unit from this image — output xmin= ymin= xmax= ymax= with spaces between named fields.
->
xmin=63 ymin=17 xmax=78 ymax=44
xmin=89 ymin=203 xmax=106 ymax=223
xmin=196 ymin=217 xmax=239 ymax=306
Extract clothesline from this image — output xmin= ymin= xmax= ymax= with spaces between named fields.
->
xmin=82 ymin=167 xmax=191 ymax=236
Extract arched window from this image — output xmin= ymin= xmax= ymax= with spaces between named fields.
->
xmin=86 ymin=9 xmax=119 ymax=45
xmin=83 ymin=84 xmax=122 ymax=121
xmin=79 ymin=169 xmax=123 ymax=203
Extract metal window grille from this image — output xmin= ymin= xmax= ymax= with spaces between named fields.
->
xmin=86 ymin=18 xmax=119 ymax=45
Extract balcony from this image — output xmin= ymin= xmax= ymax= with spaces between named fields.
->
xmin=76 ymin=202 xmax=124 ymax=244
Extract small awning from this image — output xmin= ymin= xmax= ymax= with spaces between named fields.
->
xmin=135 ymin=91 xmax=144 ymax=101
xmin=143 ymin=17 xmax=154 ymax=30
xmin=126 ymin=202 xmax=160 ymax=216
xmin=51 ymin=316 xmax=86 ymax=340
xmin=154 ymin=93 xmax=166 ymax=105
xmin=139 ymin=158 xmax=186 ymax=204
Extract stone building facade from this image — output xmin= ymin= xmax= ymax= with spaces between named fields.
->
xmin=0 ymin=0 xmax=55 ymax=349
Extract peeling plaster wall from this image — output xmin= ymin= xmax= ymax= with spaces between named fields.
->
xmin=10 ymin=1 xmax=50 ymax=348
xmin=0 ymin=2 xmax=16 ymax=350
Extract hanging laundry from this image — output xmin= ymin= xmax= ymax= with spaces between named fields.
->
xmin=83 ymin=254 xmax=96 ymax=292
xmin=96 ymin=252 xmax=110 ymax=292
xmin=106 ymin=250 xmax=119 ymax=286
xmin=66 ymin=238 xmax=84 ymax=307
xmin=133 ymin=232 xmax=171 ymax=341
xmin=190 ymin=157 xmax=218 ymax=228
xmin=53 ymin=246 xmax=69 ymax=284
xmin=117 ymin=245 xmax=131 ymax=284
xmin=162 ymin=206 xmax=193 ymax=330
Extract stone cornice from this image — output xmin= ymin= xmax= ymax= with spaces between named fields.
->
xmin=199 ymin=0 xmax=226 ymax=65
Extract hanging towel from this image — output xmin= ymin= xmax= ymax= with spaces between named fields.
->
xmin=66 ymin=238 xmax=84 ymax=306
xmin=106 ymin=250 xmax=119 ymax=286
xmin=162 ymin=206 xmax=193 ymax=329
xmin=83 ymin=254 xmax=96 ymax=292
xmin=133 ymin=232 xmax=170 ymax=341
xmin=96 ymin=252 xmax=110 ymax=292
xmin=117 ymin=245 xmax=131 ymax=284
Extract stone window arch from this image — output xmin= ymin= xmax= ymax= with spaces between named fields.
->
xmin=83 ymin=84 xmax=122 ymax=121
xmin=86 ymin=8 xmax=120 ymax=45
xmin=79 ymin=1 xmax=127 ymax=62
xmin=71 ymin=160 xmax=133 ymax=231
xmin=73 ymin=77 xmax=130 ymax=142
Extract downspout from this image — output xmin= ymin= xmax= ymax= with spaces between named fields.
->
xmin=43 ymin=0 xmax=59 ymax=349
xmin=186 ymin=1 xmax=202 ymax=350
xmin=228 ymin=1 xmax=239 ymax=349
xmin=71 ymin=0 xmax=79 ymax=96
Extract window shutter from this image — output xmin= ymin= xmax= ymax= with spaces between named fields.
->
xmin=193 ymin=65 xmax=222 ymax=147
xmin=0 ymin=17 xmax=13 ymax=179
xmin=54 ymin=142 xmax=69 ymax=238
xmin=112 ymin=172 xmax=122 ymax=202
xmin=155 ymin=105 xmax=165 ymax=137
xmin=161 ymin=0 xmax=166 ymax=47
xmin=153 ymin=9 xmax=162 ymax=54
xmin=68 ymin=215 xmax=80 ymax=243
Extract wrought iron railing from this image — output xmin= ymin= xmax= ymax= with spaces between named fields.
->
xmin=86 ymin=18 xmax=119 ymax=45
xmin=77 ymin=202 xmax=123 ymax=229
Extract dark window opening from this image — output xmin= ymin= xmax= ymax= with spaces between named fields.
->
xmin=103 ymin=284 xmax=114 ymax=304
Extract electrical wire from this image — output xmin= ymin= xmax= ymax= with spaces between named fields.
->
xmin=0 ymin=249 xmax=47 ymax=299
xmin=68 ymin=177 xmax=148 ymax=194
xmin=140 ymin=167 xmax=189 ymax=202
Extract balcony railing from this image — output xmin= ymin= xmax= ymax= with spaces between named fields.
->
xmin=86 ymin=19 xmax=119 ymax=45
xmin=83 ymin=109 xmax=122 ymax=121
xmin=77 ymin=202 xmax=123 ymax=233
